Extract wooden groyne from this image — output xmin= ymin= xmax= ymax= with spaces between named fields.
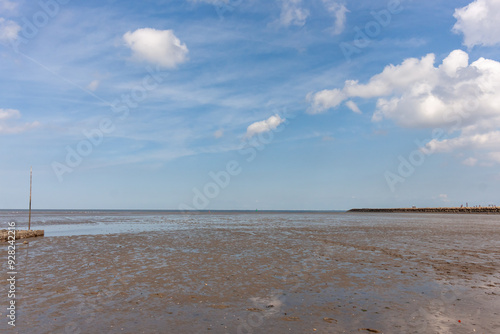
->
xmin=348 ymin=207 xmax=500 ymax=214
xmin=1 ymin=230 xmax=44 ymax=242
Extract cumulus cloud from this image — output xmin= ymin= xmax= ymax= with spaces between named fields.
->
xmin=123 ymin=28 xmax=189 ymax=68
xmin=425 ymin=131 xmax=500 ymax=153
xmin=246 ymin=114 xmax=285 ymax=138
xmin=0 ymin=17 xmax=20 ymax=42
xmin=323 ymin=1 xmax=348 ymax=35
xmin=0 ymin=108 xmax=19 ymax=120
xmin=0 ymin=109 xmax=40 ymax=135
xmin=307 ymin=52 xmax=438 ymax=116
xmin=279 ymin=0 xmax=309 ymax=27
xmin=453 ymin=0 xmax=500 ymax=47
xmin=345 ymin=100 xmax=361 ymax=114
xmin=307 ymin=49 xmax=500 ymax=163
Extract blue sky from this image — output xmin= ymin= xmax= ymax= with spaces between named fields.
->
xmin=1 ymin=0 xmax=499 ymax=210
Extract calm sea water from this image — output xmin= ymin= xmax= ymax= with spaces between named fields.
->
xmin=2 ymin=210 xmax=499 ymax=237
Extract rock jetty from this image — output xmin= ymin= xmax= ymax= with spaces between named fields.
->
xmin=348 ymin=207 xmax=500 ymax=214
xmin=1 ymin=229 xmax=44 ymax=241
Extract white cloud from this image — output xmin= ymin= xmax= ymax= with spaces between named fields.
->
xmin=453 ymin=0 xmax=500 ymax=47
xmin=308 ymin=49 xmax=500 ymax=163
xmin=246 ymin=114 xmax=285 ymax=138
xmin=0 ymin=108 xmax=19 ymax=120
xmin=123 ymin=28 xmax=189 ymax=68
xmin=425 ymin=131 xmax=500 ymax=153
xmin=0 ymin=17 xmax=20 ymax=42
xmin=0 ymin=109 xmax=40 ymax=135
xmin=306 ymin=88 xmax=345 ymax=114
xmin=0 ymin=0 xmax=17 ymax=13
xmin=323 ymin=1 xmax=348 ymax=35
xmin=345 ymin=100 xmax=361 ymax=114
xmin=308 ymin=50 xmax=500 ymax=127
xmin=462 ymin=157 xmax=478 ymax=166
xmin=87 ymin=80 xmax=100 ymax=92
xmin=279 ymin=0 xmax=309 ymax=27
xmin=307 ymin=52 xmax=438 ymax=115
xmin=214 ymin=129 xmax=224 ymax=138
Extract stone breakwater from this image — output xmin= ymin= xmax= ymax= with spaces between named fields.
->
xmin=1 ymin=229 xmax=44 ymax=242
xmin=348 ymin=207 xmax=500 ymax=214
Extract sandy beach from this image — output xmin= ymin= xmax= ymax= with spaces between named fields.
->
xmin=1 ymin=212 xmax=499 ymax=333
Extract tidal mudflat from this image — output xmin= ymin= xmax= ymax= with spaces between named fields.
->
xmin=1 ymin=212 xmax=499 ymax=333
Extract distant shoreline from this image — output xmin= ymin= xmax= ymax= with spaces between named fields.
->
xmin=348 ymin=207 xmax=500 ymax=214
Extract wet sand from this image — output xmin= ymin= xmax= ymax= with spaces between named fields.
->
xmin=1 ymin=212 xmax=500 ymax=333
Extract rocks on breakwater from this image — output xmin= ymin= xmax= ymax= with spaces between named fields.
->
xmin=348 ymin=207 xmax=500 ymax=214
xmin=1 ymin=229 xmax=44 ymax=241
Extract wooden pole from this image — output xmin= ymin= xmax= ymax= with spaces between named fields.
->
xmin=29 ymin=166 xmax=32 ymax=231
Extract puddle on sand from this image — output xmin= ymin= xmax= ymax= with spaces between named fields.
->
xmin=42 ymin=221 xmax=184 ymax=237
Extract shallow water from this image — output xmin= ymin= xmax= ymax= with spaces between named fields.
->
xmin=3 ymin=209 xmax=500 ymax=235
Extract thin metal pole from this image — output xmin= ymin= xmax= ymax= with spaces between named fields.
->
xmin=29 ymin=166 xmax=32 ymax=230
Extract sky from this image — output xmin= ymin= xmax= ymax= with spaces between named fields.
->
xmin=1 ymin=0 xmax=500 ymax=210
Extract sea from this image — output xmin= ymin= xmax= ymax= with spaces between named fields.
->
xmin=2 ymin=209 xmax=500 ymax=237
